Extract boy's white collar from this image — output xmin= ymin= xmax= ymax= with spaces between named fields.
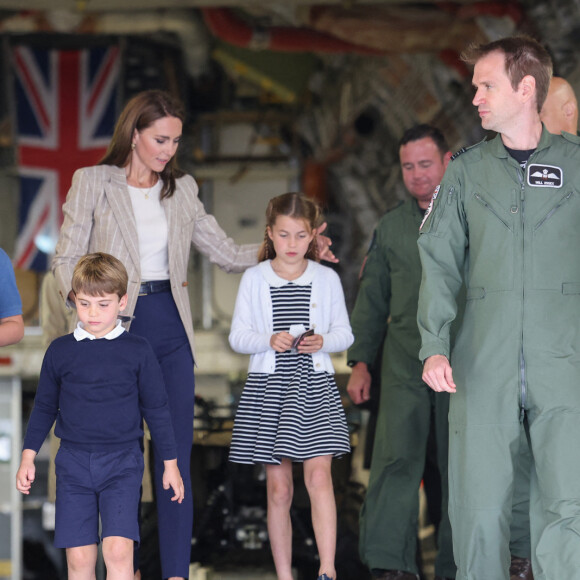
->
xmin=74 ymin=320 xmax=126 ymax=341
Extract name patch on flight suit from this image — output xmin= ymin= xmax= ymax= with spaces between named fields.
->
xmin=527 ymin=164 xmax=563 ymax=188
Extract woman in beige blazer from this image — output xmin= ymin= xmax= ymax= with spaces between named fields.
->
xmin=53 ymin=90 xmax=335 ymax=580
xmin=53 ymin=90 xmax=261 ymax=580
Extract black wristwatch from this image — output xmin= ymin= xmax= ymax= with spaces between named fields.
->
xmin=347 ymin=360 xmax=358 ymax=368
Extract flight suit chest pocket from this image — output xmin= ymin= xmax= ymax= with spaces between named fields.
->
xmin=473 ymin=192 xmax=512 ymax=231
xmin=467 ymin=191 xmax=515 ymax=292
xmin=532 ymin=190 xmax=580 ymax=290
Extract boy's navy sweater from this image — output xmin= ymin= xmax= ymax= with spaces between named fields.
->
xmin=23 ymin=331 xmax=177 ymax=460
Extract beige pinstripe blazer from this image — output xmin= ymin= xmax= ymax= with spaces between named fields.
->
xmin=53 ymin=164 xmax=259 ymax=362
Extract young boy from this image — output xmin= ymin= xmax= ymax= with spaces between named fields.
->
xmin=16 ymin=252 xmax=184 ymax=580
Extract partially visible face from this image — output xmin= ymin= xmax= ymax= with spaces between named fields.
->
xmin=472 ymin=51 xmax=523 ymax=134
xmin=399 ymin=137 xmax=449 ymax=209
xmin=132 ymin=115 xmax=182 ymax=174
xmin=75 ymin=291 xmax=128 ymax=338
xmin=267 ymin=215 xmax=315 ymax=265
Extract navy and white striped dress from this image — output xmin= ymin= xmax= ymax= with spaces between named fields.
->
xmin=229 ymin=278 xmax=351 ymax=465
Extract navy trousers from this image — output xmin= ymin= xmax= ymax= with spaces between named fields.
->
xmin=130 ymin=290 xmax=195 ymax=579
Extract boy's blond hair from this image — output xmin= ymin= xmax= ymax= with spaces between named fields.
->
xmin=71 ymin=253 xmax=128 ymax=299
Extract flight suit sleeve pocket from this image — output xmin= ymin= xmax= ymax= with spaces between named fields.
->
xmin=466 ymin=287 xmax=485 ymax=300
xmin=420 ymin=185 xmax=456 ymax=236
xmin=562 ymin=283 xmax=580 ymax=294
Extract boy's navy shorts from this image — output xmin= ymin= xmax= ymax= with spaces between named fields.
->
xmin=54 ymin=444 xmax=144 ymax=548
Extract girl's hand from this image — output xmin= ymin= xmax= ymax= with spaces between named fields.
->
xmin=270 ymin=332 xmax=294 ymax=352
xmin=297 ymin=333 xmax=323 ymax=353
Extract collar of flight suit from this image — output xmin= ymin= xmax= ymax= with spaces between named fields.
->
xmin=489 ymin=124 xmax=555 ymax=160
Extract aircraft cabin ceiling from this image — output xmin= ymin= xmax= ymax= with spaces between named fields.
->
xmin=0 ymin=0 xmax=494 ymax=8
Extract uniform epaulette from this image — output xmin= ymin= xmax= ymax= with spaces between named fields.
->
xmin=561 ymin=131 xmax=580 ymax=145
xmin=450 ymin=138 xmax=487 ymax=161
xmin=450 ymin=147 xmax=467 ymax=161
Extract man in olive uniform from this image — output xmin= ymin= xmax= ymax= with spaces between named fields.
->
xmin=419 ymin=36 xmax=580 ymax=580
xmin=507 ymin=75 xmax=578 ymax=580
xmin=347 ymin=124 xmax=455 ymax=580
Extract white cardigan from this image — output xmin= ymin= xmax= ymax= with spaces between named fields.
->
xmin=229 ymin=260 xmax=354 ymax=374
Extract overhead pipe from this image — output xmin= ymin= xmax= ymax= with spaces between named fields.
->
xmin=200 ymin=7 xmax=384 ymax=56
xmin=436 ymin=1 xmax=524 ymax=23
xmin=436 ymin=1 xmax=524 ymax=77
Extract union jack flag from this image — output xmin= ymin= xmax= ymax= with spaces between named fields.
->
xmin=12 ymin=44 xmax=121 ymax=270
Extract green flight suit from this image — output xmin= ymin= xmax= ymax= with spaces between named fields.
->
xmin=348 ymin=199 xmax=456 ymax=578
xmin=418 ymin=128 xmax=580 ymax=580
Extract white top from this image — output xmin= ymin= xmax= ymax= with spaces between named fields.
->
xmin=127 ymin=180 xmax=169 ymax=280
xmin=229 ymin=260 xmax=354 ymax=374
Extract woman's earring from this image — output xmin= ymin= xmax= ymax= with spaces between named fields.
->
xmin=131 ymin=143 xmax=136 ymax=150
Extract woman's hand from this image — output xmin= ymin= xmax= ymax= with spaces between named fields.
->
xmin=316 ymin=222 xmax=338 ymax=263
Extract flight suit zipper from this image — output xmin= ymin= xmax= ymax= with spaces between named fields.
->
xmin=534 ymin=190 xmax=574 ymax=230
xmin=517 ymin=169 xmax=527 ymax=423
xmin=474 ymin=193 xmax=511 ymax=229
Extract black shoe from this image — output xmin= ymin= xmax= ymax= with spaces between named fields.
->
xmin=510 ymin=555 xmax=534 ymax=580
xmin=372 ymin=570 xmax=419 ymax=580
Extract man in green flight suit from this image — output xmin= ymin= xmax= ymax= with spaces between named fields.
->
xmin=419 ymin=36 xmax=580 ymax=580
xmin=347 ymin=124 xmax=455 ymax=580
xmin=506 ymin=75 xmax=578 ymax=580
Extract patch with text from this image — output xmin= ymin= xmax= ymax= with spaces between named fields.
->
xmin=527 ymin=164 xmax=562 ymax=188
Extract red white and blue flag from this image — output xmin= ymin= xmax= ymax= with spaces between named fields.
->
xmin=12 ymin=44 xmax=120 ymax=270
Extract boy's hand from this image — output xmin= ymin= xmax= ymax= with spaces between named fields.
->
xmin=16 ymin=450 xmax=37 ymax=495
xmin=162 ymin=459 xmax=184 ymax=503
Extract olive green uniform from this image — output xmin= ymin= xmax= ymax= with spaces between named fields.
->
xmin=418 ymin=128 xmax=580 ymax=580
xmin=349 ymin=199 xmax=455 ymax=578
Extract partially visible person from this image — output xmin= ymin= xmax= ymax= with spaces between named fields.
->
xmin=539 ymin=75 xmax=578 ymax=134
xmin=419 ymin=36 xmax=580 ymax=579
xmin=39 ymin=271 xmax=74 ymax=510
xmin=346 ymin=125 xmax=455 ymax=580
xmin=52 ymin=89 xmax=336 ymax=580
xmin=0 ymin=248 xmax=24 ymax=346
xmin=229 ymin=193 xmax=353 ymax=580
xmin=506 ymin=74 xmax=579 ymax=580
xmin=16 ymin=252 xmax=184 ymax=580
xmin=40 ymin=271 xmax=73 ymax=347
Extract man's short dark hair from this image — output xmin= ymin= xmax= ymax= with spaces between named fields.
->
xmin=461 ymin=35 xmax=553 ymax=113
xmin=399 ymin=124 xmax=449 ymax=158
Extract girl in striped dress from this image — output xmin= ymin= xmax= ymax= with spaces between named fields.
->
xmin=229 ymin=192 xmax=354 ymax=580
